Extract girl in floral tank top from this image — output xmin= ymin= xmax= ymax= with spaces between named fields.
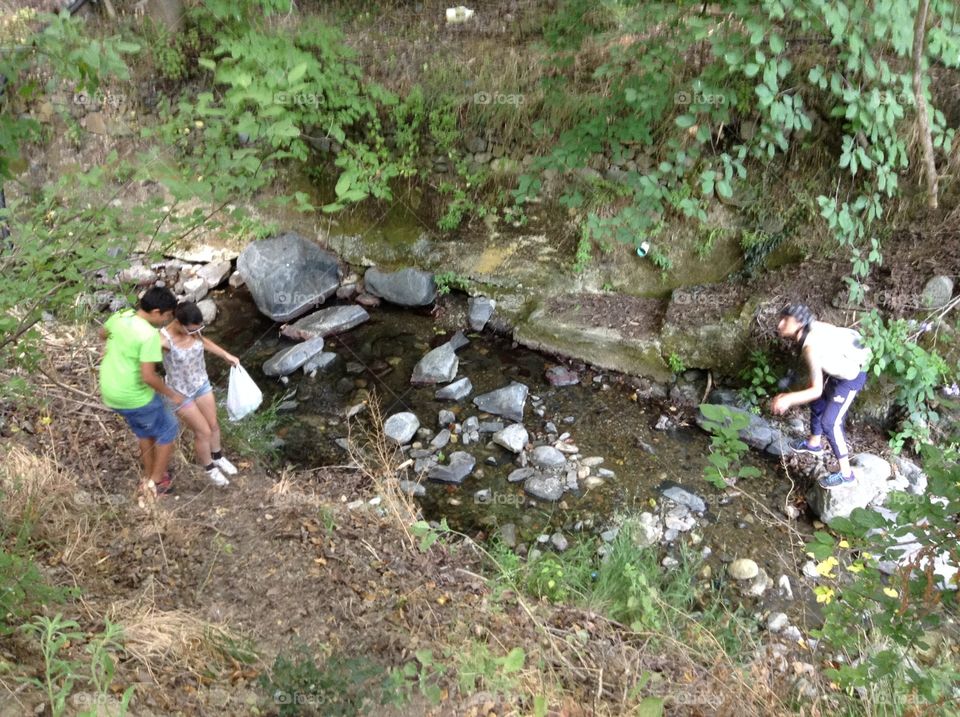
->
xmin=160 ymin=302 xmax=241 ymax=487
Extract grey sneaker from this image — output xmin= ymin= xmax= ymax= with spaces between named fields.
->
xmin=790 ymin=438 xmax=824 ymax=455
xmin=818 ymin=471 xmax=855 ymax=489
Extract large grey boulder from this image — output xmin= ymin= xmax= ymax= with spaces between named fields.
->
xmin=468 ymin=297 xmax=496 ymax=331
xmin=384 ymin=412 xmax=420 ymax=445
xmin=473 ymin=382 xmax=528 ymax=422
xmin=237 ymin=233 xmax=341 ymax=322
xmin=303 ymin=352 xmax=337 ymax=374
xmin=280 ymin=305 xmax=369 ymax=341
xmin=806 ymin=453 xmax=893 ymax=522
xmin=492 ymin=424 xmax=528 ymax=454
xmin=436 ymin=377 xmax=473 ymax=401
xmin=523 ymin=473 xmax=565 ymax=501
xmin=412 ymin=343 xmax=459 ymax=385
xmin=364 ymin=267 xmax=437 ymax=307
xmin=428 ymin=451 xmax=476 ymax=484
xmin=263 ymin=336 xmax=325 ymax=376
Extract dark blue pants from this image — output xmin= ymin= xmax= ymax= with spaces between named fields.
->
xmin=810 ymin=372 xmax=867 ymax=459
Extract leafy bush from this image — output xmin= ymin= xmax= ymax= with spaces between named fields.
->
xmin=738 ymin=350 xmax=779 ymax=411
xmin=697 ymin=403 xmax=762 ymax=488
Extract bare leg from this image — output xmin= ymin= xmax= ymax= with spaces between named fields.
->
xmin=807 ymin=434 xmax=822 ymax=447
xmin=138 ymin=437 xmax=156 ymax=477
xmin=194 ymin=393 xmax=222 ymax=455
xmin=150 ymin=440 xmax=175 ymax=485
xmin=176 ymin=402 xmax=213 ymax=467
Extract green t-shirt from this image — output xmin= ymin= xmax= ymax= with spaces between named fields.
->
xmin=99 ymin=309 xmax=162 ymax=409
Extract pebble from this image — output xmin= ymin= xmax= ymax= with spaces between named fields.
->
xmin=782 ymin=504 xmax=801 ymax=520
xmin=767 ymin=612 xmax=789 ymax=633
xmin=563 ymin=416 xmax=576 ymax=424
xmin=581 ymin=456 xmax=604 ymax=467
xmin=729 ymin=558 xmax=760 ymax=580
xmin=528 ymin=548 xmax=543 ymax=563
xmin=596 ymin=468 xmax=616 ymax=478
xmin=801 ymin=561 xmax=820 ymax=579
xmin=583 ymin=476 xmax=605 ymax=488
xmin=782 ymin=626 xmax=803 ymax=643
xmin=537 ymin=534 xmax=550 ymax=544
xmin=662 ymin=556 xmax=680 ymax=569
xmin=778 ymin=575 xmax=794 ymax=600
xmin=601 ymin=528 xmax=619 ymax=543
xmin=544 ymin=422 xmax=558 ymax=434
xmin=550 ymin=532 xmax=569 ymax=551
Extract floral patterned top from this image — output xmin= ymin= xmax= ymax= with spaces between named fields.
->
xmin=160 ymin=328 xmax=208 ymax=396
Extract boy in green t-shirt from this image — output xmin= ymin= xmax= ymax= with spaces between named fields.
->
xmin=99 ymin=287 xmax=184 ymax=497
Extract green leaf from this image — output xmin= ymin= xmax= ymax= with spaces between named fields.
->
xmin=198 ymin=57 xmax=216 ymax=71
xmin=499 ymin=647 xmax=525 ymax=673
xmin=675 ymin=114 xmax=696 ymax=128
xmin=769 ymin=34 xmax=785 ymax=54
xmin=288 ymin=62 xmax=308 ymax=83
xmin=637 ymin=697 xmax=665 ymax=717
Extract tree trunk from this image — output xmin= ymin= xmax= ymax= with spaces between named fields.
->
xmin=913 ymin=0 xmax=938 ymax=210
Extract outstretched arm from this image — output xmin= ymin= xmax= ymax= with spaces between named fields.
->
xmin=201 ymin=336 xmax=240 ymax=366
xmin=770 ymin=348 xmax=823 ymax=414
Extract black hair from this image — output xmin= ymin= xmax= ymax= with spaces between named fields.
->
xmin=175 ymin=301 xmax=204 ymax=326
xmin=779 ymin=303 xmax=815 ymax=327
xmin=140 ymin=286 xmax=177 ymax=313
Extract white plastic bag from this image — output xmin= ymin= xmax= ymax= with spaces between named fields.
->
xmin=226 ymin=365 xmax=262 ymax=421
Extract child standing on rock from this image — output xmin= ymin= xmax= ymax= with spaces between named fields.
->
xmin=160 ymin=301 xmax=241 ymax=487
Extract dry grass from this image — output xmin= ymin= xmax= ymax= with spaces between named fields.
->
xmin=344 ymin=395 xmax=423 ymax=546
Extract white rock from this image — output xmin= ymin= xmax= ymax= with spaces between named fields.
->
xmin=729 ymin=558 xmax=760 ymax=580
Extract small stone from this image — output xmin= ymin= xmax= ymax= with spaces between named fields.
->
xmin=729 ymin=558 xmax=760 ymax=580
xmin=499 ymin=523 xmax=517 ymax=547
xmin=545 ymin=421 xmax=558 ymax=434
xmin=507 ymin=467 xmax=535 ymax=483
xmin=662 ymin=556 xmax=680 ymax=569
xmin=493 ymin=424 xmax=528 ymax=454
xmin=438 ymin=410 xmax=456 ymax=427
xmin=782 ymin=626 xmax=803 ymax=643
xmin=801 ymin=561 xmax=820 ymax=579
xmin=778 ymin=575 xmax=794 ymax=600
xmin=384 ymin=412 xmax=420 ymax=445
xmin=531 ymin=445 xmax=566 ymax=468
xmin=767 ymin=612 xmax=789 ymax=633
xmin=550 ymin=532 xmax=569 ymax=551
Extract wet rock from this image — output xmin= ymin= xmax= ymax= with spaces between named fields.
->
xmin=805 ymin=453 xmax=894 ymax=522
xmin=922 ymin=275 xmax=954 ymax=308
xmin=554 ymin=441 xmax=579 ymax=455
xmin=384 ymin=412 xmax=420 ymax=445
xmin=355 ymin=292 xmax=381 ymax=308
xmin=544 ymin=421 xmax=558 ymax=434
xmin=280 ymin=305 xmax=370 ymax=341
xmin=493 ymin=424 xmax=528 ymax=454
xmin=237 ymin=233 xmax=341 ymax=322
xmin=499 ymin=523 xmax=517 ymax=547
xmin=478 ymin=421 xmax=505 ymax=433
xmin=596 ymin=468 xmax=616 ymax=479
xmin=508 ymin=467 xmax=536 ymax=483
xmin=473 ymin=382 xmax=528 ymax=422
xmin=336 ymin=283 xmax=359 ymax=300
xmin=581 ymin=456 xmax=604 ymax=468
xmin=660 ymin=484 xmax=707 ymax=513
xmin=398 ymin=480 xmax=426 ymax=497
xmin=363 ymin=266 xmax=437 ymax=307
xmin=438 ymin=410 xmax=455 ymax=427
xmin=197 ymin=298 xmax=218 ymax=325
xmin=468 ymin=296 xmax=496 ymax=331
xmin=436 ymin=377 xmax=473 ymax=401
xmin=263 ymin=336 xmax=326 ymax=376
xmin=228 ymin=271 xmax=246 ymax=289
xmin=550 ymin=532 xmax=569 ymax=551
xmin=412 ymin=343 xmax=459 ymax=385
xmin=531 ymin=446 xmax=566 ymax=469
xmin=303 ymin=351 xmax=337 ymax=374
xmin=729 ymin=558 xmax=759 ymax=580
xmin=545 ymin=365 xmax=580 ymax=387
xmin=428 ymin=451 xmax=476 ymax=484
xmin=523 ymin=473 xmax=565 ymax=502
xmin=654 ymin=414 xmax=676 ymax=431
xmin=430 ymin=429 xmax=451 ymax=450
xmin=664 ymin=505 xmax=696 ymax=532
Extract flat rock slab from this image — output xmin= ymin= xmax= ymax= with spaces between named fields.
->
xmin=508 ymin=467 xmax=536 ymax=483
xmin=428 ymin=451 xmax=476 ymax=484
xmin=412 ymin=343 xmax=459 ymax=385
xmin=659 ymin=483 xmax=708 ymax=513
xmin=280 ymin=305 xmax=370 ymax=341
xmin=364 ymin=267 xmax=437 ymax=306
xmin=237 ymin=233 xmax=341 ymax=322
xmin=806 ymin=453 xmax=895 ymax=522
xmin=263 ymin=336 xmax=325 ymax=376
xmin=436 ymin=377 xmax=473 ymax=401
xmin=473 ymin=382 xmax=529 ymax=423
xmin=524 ymin=473 xmax=565 ymax=501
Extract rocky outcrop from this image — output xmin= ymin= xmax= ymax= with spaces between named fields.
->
xmin=364 ymin=267 xmax=437 ymax=307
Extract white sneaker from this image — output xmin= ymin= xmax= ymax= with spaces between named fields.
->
xmin=206 ymin=466 xmax=230 ymax=487
xmin=214 ymin=456 xmax=238 ymax=475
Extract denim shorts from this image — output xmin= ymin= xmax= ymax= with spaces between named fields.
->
xmin=113 ymin=393 xmax=179 ymax=445
xmin=171 ymin=380 xmax=212 ymax=412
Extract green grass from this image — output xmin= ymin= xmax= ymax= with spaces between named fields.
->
xmin=218 ymin=396 xmax=287 ymax=467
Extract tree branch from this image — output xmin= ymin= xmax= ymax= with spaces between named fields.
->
xmin=913 ymin=0 xmax=939 ymax=210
